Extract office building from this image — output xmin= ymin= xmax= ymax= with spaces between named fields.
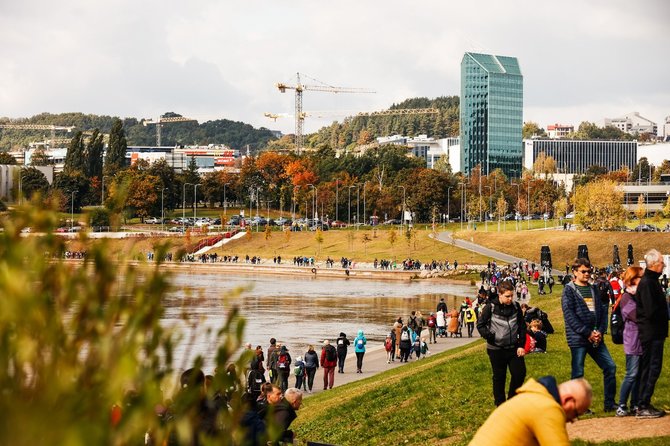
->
xmin=523 ymin=139 xmax=638 ymax=174
xmin=460 ymin=52 xmax=523 ymax=177
xmin=604 ymin=112 xmax=657 ymax=136
xmin=546 ymin=123 xmax=574 ymax=139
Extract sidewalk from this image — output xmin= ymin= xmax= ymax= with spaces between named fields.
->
xmin=305 ymin=333 xmax=480 ymax=396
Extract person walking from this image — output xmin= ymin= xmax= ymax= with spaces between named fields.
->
xmin=384 ymin=334 xmax=393 ymax=363
xmin=477 ymin=281 xmax=527 ymax=406
xmin=427 ymin=312 xmax=438 ymax=343
xmin=266 ymin=337 xmax=278 ymax=383
xmin=303 ymin=345 xmax=319 ymax=394
xmin=275 ymin=345 xmax=292 ymax=392
xmin=393 ymin=317 xmax=403 ymax=359
xmin=616 ymin=266 xmax=644 ymax=416
xmin=561 ymin=258 xmax=617 ymax=413
xmin=398 ymin=325 xmax=412 ymax=362
xmin=335 ymin=332 xmax=350 ymax=373
xmin=353 ymin=329 xmax=367 ymax=373
xmin=635 ymin=249 xmax=669 ymax=418
xmin=320 ymin=340 xmax=337 ymax=390
xmin=293 ymin=356 xmax=306 ymax=391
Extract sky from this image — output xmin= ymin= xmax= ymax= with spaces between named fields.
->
xmin=1 ymin=0 xmax=668 ymax=136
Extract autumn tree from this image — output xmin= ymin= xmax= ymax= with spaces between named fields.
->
xmin=553 ymin=197 xmax=569 ymax=220
xmin=522 ymin=121 xmax=547 ymax=139
xmin=533 ymin=152 xmax=557 ymax=178
xmin=495 ymin=195 xmax=508 ymax=231
xmin=573 ymin=179 xmax=626 ymax=230
xmin=635 ymin=194 xmax=646 ymax=223
xmin=0 ymin=151 xmax=17 ymax=164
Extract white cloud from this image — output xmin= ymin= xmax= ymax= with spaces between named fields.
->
xmin=1 ymin=0 xmax=668 ymax=135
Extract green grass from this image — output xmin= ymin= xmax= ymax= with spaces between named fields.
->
xmin=292 ymin=283 xmax=670 ymax=445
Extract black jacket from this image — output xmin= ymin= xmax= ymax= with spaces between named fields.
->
xmin=637 ymin=268 xmax=669 ymax=342
xmin=477 ymin=299 xmax=526 ymax=350
xmin=336 ymin=333 xmax=350 ymax=353
xmin=272 ymin=399 xmax=297 ymax=444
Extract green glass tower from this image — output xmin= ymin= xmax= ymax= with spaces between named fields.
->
xmin=460 ymin=52 xmax=523 ymax=177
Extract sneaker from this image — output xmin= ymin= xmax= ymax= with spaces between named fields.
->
xmin=583 ymin=409 xmax=595 ymax=416
xmin=615 ymin=406 xmax=629 ymax=417
xmin=604 ymin=405 xmax=617 ymax=413
xmin=636 ymin=406 xmax=665 ymax=419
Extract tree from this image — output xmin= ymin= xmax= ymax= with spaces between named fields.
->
xmin=433 ymin=154 xmax=452 ymax=174
xmin=635 ymin=194 xmax=646 ymax=223
xmin=105 ymin=118 xmax=127 ymax=176
xmin=0 ymin=151 xmax=16 ymax=164
xmin=495 ymin=195 xmax=508 ymax=231
xmin=663 ymin=196 xmax=670 ymax=218
xmin=30 ymin=147 xmax=51 ymax=166
xmin=388 ymin=228 xmax=397 ymax=257
xmin=361 ymin=232 xmax=371 ymax=256
xmin=63 ymin=131 xmax=86 ymax=173
xmin=553 ymin=197 xmax=568 ymax=220
xmin=573 ymin=179 xmax=626 ymax=230
xmin=20 ymin=167 xmax=49 ymax=200
xmin=631 ymin=157 xmax=651 ymax=183
xmin=85 ymin=129 xmax=104 ymax=179
xmin=532 ymin=152 xmax=557 ymax=178
xmin=522 ymin=121 xmax=546 ymax=139
xmin=315 ymin=228 xmax=324 ymax=256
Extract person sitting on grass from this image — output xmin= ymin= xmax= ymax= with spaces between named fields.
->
xmin=528 ymin=319 xmax=547 ymax=353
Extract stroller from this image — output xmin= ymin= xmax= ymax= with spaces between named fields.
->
xmin=447 ymin=311 xmax=463 ymax=338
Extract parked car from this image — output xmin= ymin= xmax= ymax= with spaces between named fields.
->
xmin=565 ymin=212 xmax=575 ymax=219
xmin=168 ymin=226 xmax=186 ymax=233
xmin=145 ymin=217 xmax=160 ymax=224
xmin=330 ymin=220 xmax=347 ymax=228
xmin=383 ymin=219 xmax=401 ymax=225
xmin=634 ymin=224 xmax=660 ymax=232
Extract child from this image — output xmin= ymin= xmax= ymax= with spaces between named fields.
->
xmin=384 ymin=334 xmax=393 ymax=364
xmin=528 ymin=320 xmax=547 ymax=353
xmin=293 ymin=355 xmax=306 ymax=390
xmin=420 ymin=337 xmax=429 ymax=357
xmin=413 ymin=336 xmax=422 ymax=359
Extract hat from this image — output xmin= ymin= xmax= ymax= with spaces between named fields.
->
xmin=296 ymin=355 xmax=303 ymax=362
xmin=280 ymin=345 xmax=288 ymax=352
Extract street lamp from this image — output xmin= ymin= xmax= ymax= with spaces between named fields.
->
xmin=159 ymin=187 xmax=167 ymax=232
xmin=484 ymin=185 xmax=492 ymax=232
xmin=348 ymin=185 xmax=357 ymax=227
xmin=335 ymin=179 xmax=339 ymax=223
xmin=292 ymin=185 xmax=300 ymax=220
xmin=458 ymin=182 xmax=465 ymax=231
xmin=398 ymin=185 xmax=406 ymax=233
xmin=527 ymin=179 xmax=531 ymax=230
xmin=363 ymin=181 xmax=368 ymax=227
xmin=101 ymin=175 xmax=110 ymax=205
xmin=183 ymin=182 xmax=193 ymax=232
xmin=307 ymin=183 xmax=316 ymax=224
xmin=194 ymin=184 xmax=201 ymax=223
xmin=356 ymin=184 xmax=360 ymax=229
xmin=223 ymin=182 xmax=230 ymax=217
xmin=446 ymin=186 xmax=452 ymax=226
xmin=511 ymin=182 xmax=520 ymax=231
xmin=70 ymin=191 xmax=75 ymax=230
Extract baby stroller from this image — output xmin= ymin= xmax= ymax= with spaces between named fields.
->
xmin=437 ymin=324 xmax=447 ymax=338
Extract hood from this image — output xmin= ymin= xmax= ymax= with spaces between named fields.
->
xmin=357 ymin=329 xmax=364 ymax=337
xmin=516 ymin=378 xmax=563 ymax=416
xmin=339 ymin=332 xmax=347 ymax=338
xmin=280 ymin=345 xmax=288 ymax=352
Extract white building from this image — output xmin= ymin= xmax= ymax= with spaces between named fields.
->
xmin=605 ymin=112 xmax=657 ymax=136
xmin=662 ymin=116 xmax=670 ymax=142
xmin=546 ymin=123 xmax=574 ymax=139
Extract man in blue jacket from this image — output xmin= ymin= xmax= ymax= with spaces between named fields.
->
xmin=562 ymin=258 xmax=617 ymax=412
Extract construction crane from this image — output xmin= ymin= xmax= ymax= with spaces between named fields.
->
xmin=275 ymin=72 xmax=375 ymax=153
xmin=0 ymin=123 xmax=75 ymax=149
xmin=264 ymin=108 xmax=440 ymax=122
xmin=143 ymin=116 xmax=197 ymax=146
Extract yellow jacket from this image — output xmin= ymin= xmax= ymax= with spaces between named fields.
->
xmin=469 ymin=378 xmax=570 ymax=446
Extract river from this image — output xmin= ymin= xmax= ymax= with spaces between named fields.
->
xmin=163 ymin=272 xmax=477 ymax=370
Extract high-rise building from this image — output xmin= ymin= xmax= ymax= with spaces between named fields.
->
xmin=460 ymin=52 xmax=523 ymax=177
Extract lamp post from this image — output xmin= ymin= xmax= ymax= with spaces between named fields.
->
xmin=183 ymin=182 xmax=193 ymax=232
xmin=307 ymin=183 xmax=316 ymax=223
xmin=348 ymin=185 xmax=356 ymax=227
xmin=159 ymin=187 xmax=167 ymax=232
xmin=447 ymin=186 xmax=452 ymax=226
xmin=511 ymin=182 xmax=520 ymax=231
xmin=223 ymin=182 xmax=230 ymax=218
xmin=484 ymin=185 xmax=492 ymax=232
xmin=194 ymin=184 xmax=201 ymax=223
xmin=356 ymin=184 xmax=360 ymax=229
xmin=363 ymin=181 xmax=368 ymax=227
xmin=398 ymin=185 xmax=406 ymax=233
xmin=101 ymin=175 xmax=110 ymax=205
xmin=527 ymin=179 xmax=531 ymax=230
xmin=292 ymin=185 xmax=300 ymax=220
xmin=70 ymin=191 xmax=75 ymax=230
xmin=335 ymin=179 xmax=339 ymax=223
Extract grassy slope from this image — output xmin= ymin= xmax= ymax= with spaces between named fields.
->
xmin=213 ymin=228 xmax=491 ymax=264
xmin=292 ymin=283 xmax=670 ymax=446
xmin=454 ymin=230 xmax=670 ymax=269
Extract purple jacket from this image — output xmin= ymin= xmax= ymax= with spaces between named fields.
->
xmin=620 ymin=290 xmax=642 ymax=356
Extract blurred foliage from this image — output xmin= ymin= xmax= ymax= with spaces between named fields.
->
xmin=0 ymin=199 xmax=252 ymax=445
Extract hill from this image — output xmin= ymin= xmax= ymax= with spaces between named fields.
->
xmin=0 ymin=112 xmax=277 ymax=153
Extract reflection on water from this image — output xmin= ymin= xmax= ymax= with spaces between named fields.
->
xmin=164 ymin=272 xmax=476 ymax=370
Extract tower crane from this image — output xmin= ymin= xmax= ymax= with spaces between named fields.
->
xmin=0 ymin=123 xmax=75 ymax=149
xmin=275 ymin=72 xmax=375 ymax=153
xmin=264 ymin=108 xmax=440 ymax=122
xmin=143 ymin=115 xmax=197 ymax=146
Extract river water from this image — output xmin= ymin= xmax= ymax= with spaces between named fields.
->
xmin=163 ymin=272 xmax=477 ymax=370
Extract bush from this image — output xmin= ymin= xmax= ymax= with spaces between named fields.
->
xmin=87 ymin=206 xmax=111 ymax=227
xmin=0 ymin=199 xmax=253 ymax=445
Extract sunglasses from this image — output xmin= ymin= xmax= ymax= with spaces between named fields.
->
xmin=576 ymin=269 xmax=591 ymax=274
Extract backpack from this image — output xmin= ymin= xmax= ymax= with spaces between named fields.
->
xmin=428 ymin=317 xmax=436 ymax=328
xmin=293 ymin=364 xmax=303 ymax=377
xmin=356 ymin=338 xmax=364 ymax=348
xmin=610 ymin=298 xmax=624 ymax=345
xmin=400 ymin=330 xmax=410 ymax=341
xmin=325 ymin=345 xmax=337 ymax=362
xmin=277 ymin=353 xmax=289 ymax=369
xmin=413 ymin=339 xmax=421 ymax=351
xmin=384 ymin=338 xmax=393 ymax=351
xmin=408 ymin=316 xmax=418 ymax=331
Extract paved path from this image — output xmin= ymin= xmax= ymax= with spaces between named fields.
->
xmin=305 ymin=334 xmax=479 ymax=397
xmin=433 ymin=231 xmax=564 ymax=276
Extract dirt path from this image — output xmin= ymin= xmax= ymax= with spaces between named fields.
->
xmin=567 ymin=414 xmax=670 ymax=442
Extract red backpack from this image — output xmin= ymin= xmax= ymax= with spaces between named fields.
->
xmin=384 ymin=338 xmax=393 ymax=351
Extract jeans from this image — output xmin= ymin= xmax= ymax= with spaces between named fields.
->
xmin=429 ymin=327 xmax=437 ymax=343
xmin=618 ymin=354 xmax=640 ymax=408
xmin=638 ymin=339 xmax=665 ymax=408
xmin=305 ymin=367 xmax=317 ymax=391
xmin=487 ymin=348 xmax=526 ymax=406
xmin=355 ymin=351 xmax=365 ymax=371
xmin=295 ymin=374 xmax=306 ymax=391
xmin=467 ymin=322 xmax=474 ymax=337
xmin=337 ymin=351 xmax=347 ymax=373
xmin=323 ymin=366 xmax=335 ymax=389
xmin=400 ymin=346 xmax=410 ymax=362
xmin=570 ymin=342 xmax=617 ymax=409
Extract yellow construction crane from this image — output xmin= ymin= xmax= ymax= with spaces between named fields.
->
xmin=264 ymin=108 xmax=440 ymax=123
xmin=276 ymin=72 xmax=375 ymax=153
xmin=0 ymin=123 xmax=75 ymax=149
xmin=143 ymin=116 xmax=197 ymax=146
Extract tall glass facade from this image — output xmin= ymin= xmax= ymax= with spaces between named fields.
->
xmin=460 ymin=53 xmax=523 ymax=177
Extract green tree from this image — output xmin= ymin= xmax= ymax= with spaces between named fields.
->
xmin=63 ymin=131 xmax=86 ymax=173
xmin=631 ymin=157 xmax=651 ymax=183
xmin=105 ymin=118 xmax=127 ymax=176
xmin=315 ymin=228 xmax=324 ymax=256
xmin=0 ymin=151 xmax=16 ymax=164
xmin=30 ymin=146 xmax=51 ymax=166
xmin=20 ymin=167 xmax=49 ymax=200
xmin=85 ymin=129 xmax=104 ymax=179
xmin=522 ymin=121 xmax=547 ymax=139
xmin=52 ymin=170 xmax=89 ymax=213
